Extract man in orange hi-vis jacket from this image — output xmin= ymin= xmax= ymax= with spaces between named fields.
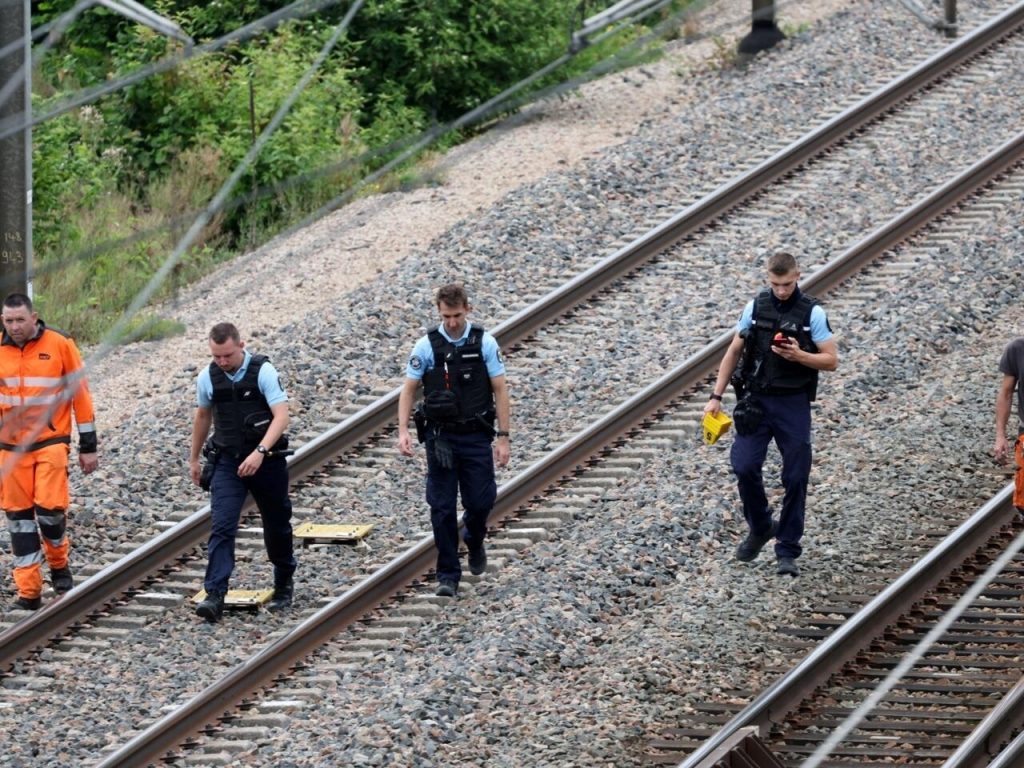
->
xmin=0 ymin=293 xmax=98 ymax=611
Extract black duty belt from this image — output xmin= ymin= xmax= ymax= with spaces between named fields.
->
xmin=0 ymin=435 xmax=71 ymax=452
xmin=435 ymin=420 xmax=491 ymax=435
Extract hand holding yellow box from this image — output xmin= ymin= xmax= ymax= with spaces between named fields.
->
xmin=702 ymin=410 xmax=733 ymax=445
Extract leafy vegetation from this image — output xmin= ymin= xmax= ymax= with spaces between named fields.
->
xmin=26 ymin=0 xmax=682 ymax=342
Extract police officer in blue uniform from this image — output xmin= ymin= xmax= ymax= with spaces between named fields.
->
xmin=398 ymin=284 xmax=511 ymax=597
xmin=188 ymin=322 xmax=297 ymax=622
xmin=705 ymin=252 xmax=838 ymax=577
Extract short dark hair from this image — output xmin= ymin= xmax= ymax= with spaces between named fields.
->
xmin=766 ymin=251 xmax=798 ymax=276
xmin=209 ymin=322 xmax=241 ymax=344
xmin=435 ymin=283 xmax=469 ymax=308
xmin=3 ymin=293 xmax=33 ymax=312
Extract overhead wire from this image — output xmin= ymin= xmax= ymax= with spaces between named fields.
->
xmin=0 ymin=11 xmax=54 ymax=64
xmin=0 ymin=0 xmax=348 ymax=141
xmin=28 ymin=0 xmax=803 ymax=324
xmin=73 ymin=0 xmax=366 ymax=378
xmin=261 ymin=0 xmax=734 ymax=241
xmin=22 ymin=0 xmax=731 ymax=284
xmin=0 ymin=0 xmax=94 ymax=111
xmin=1 ymin=0 xmax=795 ymax=467
xmin=0 ymin=0 xmax=365 ymax=481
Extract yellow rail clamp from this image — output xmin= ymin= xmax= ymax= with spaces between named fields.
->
xmin=193 ymin=588 xmax=274 ymax=609
xmin=293 ymin=522 xmax=374 ymax=547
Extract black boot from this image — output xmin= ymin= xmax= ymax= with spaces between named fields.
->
xmin=51 ymin=566 xmax=74 ymax=594
xmin=196 ymin=590 xmax=225 ymax=623
xmin=267 ymin=578 xmax=293 ymax=611
xmin=13 ymin=595 xmax=41 ymax=611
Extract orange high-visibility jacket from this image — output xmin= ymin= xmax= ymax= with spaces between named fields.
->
xmin=0 ymin=322 xmax=96 ymax=450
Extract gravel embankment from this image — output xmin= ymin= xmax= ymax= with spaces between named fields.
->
xmin=1 ymin=1 xmax=1022 ymax=767
xmin=210 ymin=179 xmax=1024 ymax=768
xmin=70 ymin=0 xmax=1014 ymax=545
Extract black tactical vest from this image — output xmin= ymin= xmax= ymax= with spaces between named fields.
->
xmin=210 ymin=354 xmax=274 ymax=454
xmin=742 ymin=288 xmax=822 ymax=399
xmin=421 ymin=325 xmax=495 ymax=428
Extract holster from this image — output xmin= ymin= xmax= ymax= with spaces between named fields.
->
xmin=730 ymin=373 xmax=746 ymax=402
xmin=413 ymin=405 xmax=428 ymax=444
xmin=200 ymin=439 xmax=220 ymax=492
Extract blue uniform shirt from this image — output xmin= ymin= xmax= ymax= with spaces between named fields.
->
xmin=406 ymin=323 xmax=505 ymax=380
xmin=736 ymin=301 xmax=833 ymax=343
xmin=196 ymin=350 xmax=288 ymax=407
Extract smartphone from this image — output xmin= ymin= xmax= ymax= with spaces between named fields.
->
xmin=772 ymin=334 xmax=791 ymax=347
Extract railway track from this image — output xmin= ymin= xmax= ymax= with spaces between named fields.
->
xmin=655 ymin=486 xmax=1024 ymax=767
xmin=3 ymin=4 xmax=1024 ymax=766
xmin=152 ymin=136 xmax=1024 ymax=768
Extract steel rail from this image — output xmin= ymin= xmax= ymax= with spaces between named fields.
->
xmin=984 ymin=708 xmax=1024 ymax=768
xmin=94 ymin=124 xmax=1024 ymax=768
xmin=679 ymin=486 xmax=1020 ymax=768
xmin=943 ymin=675 xmax=1024 ymax=767
xmin=3 ymin=0 xmax=1022 ymax=689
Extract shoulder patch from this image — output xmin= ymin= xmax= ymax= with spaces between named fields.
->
xmin=409 ymin=355 xmax=422 ymax=371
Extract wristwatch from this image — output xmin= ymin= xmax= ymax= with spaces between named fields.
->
xmin=256 ymin=445 xmax=269 ymax=455
xmin=496 ymin=430 xmax=510 ymax=438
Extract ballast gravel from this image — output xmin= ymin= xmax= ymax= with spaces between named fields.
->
xmin=1 ymin=1 xmax=1022 ymax=767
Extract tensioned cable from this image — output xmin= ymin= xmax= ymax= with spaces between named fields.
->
xmin=79 ymin=1 xmax=366 ymax=366
xmin=800 ymin=526 xmax=1024 ymax=767
xmin=0 ymin=0 xmax=784 ymax=140
xmin=0 ymin=1 xmax=365 ymax=484
xmin=23 ymin=0 xmax=791 ymax=337
xmin=0 ymin=0 xmax=93 ymax=111
xmin=250 ymin=0 xmax=733 ymax=245
xmin=21 ymin=0 xmax=733 ymax=283
xmin=0 ymin=0 xmax=347 ymax=140
xmin=0 ymin=14 xmax=51 ymax=63
xmin=0 ymin=0 xmax=839 ymax=480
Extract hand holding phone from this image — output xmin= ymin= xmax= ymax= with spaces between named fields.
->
xmin=772 ymin=333 xmax=792 ymax=347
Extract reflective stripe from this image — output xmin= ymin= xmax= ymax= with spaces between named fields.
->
xmin=13 ymin=552 xmax=43 ymax=568
xmin=1 ymin=375 xmax=76 ymax=388
xmin=41 ymin=535 xmax=65 ymax=547
xmin=35 ymin=512 xmax=65 ymax=527
xmin=6 ymin=519 xmax=37 ymax=534
xmin=21 ymin=376 xmax=65 ymax=388
xmin=0 ymin=393 xmax=64 ymax=406
xmin=78 ymin=423 xmax=95 ymax=433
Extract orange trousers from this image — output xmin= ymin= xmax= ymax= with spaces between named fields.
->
xmin=1016 ymin=436 xmax=1024 ymax=512
xmin=1 ymin=444 xmax=71 ymax=599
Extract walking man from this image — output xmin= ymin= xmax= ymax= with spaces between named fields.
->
xmin=397 ymin=284 xmax=511 ymax=597
xmin=0 ymin=293 xmax=98 ymax=611
xmin=704 ymin=252 xmax=838 ymax=577
xmin=994 ymin=335 xmax=1024 ymax=512
xmin=188 ymin=322 xmax=296 ymax=622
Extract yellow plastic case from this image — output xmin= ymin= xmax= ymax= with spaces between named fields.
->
xmin=702 ymin=410 xmax=733 ymax=445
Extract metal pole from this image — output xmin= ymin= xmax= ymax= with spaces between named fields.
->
xmin=0 ymin=0 xmax=32 ymax=298
xmin=944 ymin=0 xmax=958 ymax=37
xmin=738 ymin=0 xmax=785 ymax=55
